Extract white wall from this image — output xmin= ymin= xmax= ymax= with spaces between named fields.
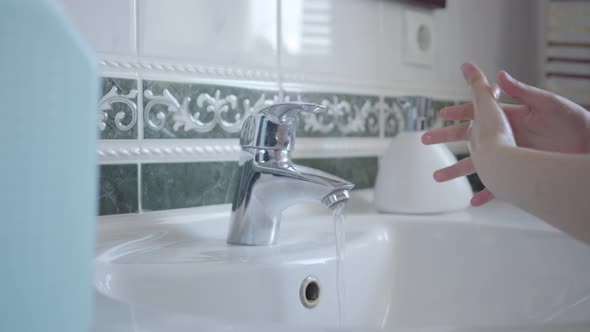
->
xmin=59 ymin=0 xmax=539 ymax=99
xmin=379 ymin=0 xmax=540 ymax=98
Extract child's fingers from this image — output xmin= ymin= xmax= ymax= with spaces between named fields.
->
xmin=497 ymin=70 xmax=557 ymax=109
xmin=471 ymin=188 xmax=495 ymax=207
xmin=440 ymin=104 xmax=475 ymax=120
xmin=491 ymin=83 xmax=501 ymax=100
xmin=438 ymin=82 xmax=499 ymax=121
xmin=442 ymin=103 xmax=525 ymax=121
xmin=461 ymin=62 xmax=491 ymax=92
xmin=461 ymin=62 xmax=514 ymax=145
xmin=433 ymin=157 xmax=476 ymax=182
xmin=422 ymin=122 xmax=470 ymax=145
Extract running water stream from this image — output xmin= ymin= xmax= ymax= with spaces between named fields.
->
xmin=331 ymin=202 xmax=347 ymax=327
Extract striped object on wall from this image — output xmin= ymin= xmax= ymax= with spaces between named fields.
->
xmin=545 ymin=0 xmax=590 ymax=109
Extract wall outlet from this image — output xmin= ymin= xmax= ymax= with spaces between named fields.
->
xmin=403 ymin=9 xmax=435 ymax=66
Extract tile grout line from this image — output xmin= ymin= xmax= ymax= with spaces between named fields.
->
xmin=276 ymin=0 xmax=284 ymax=101
xmin=137 ymin=77 xmax=144 ymax=141
xmin=378 ymin=0 xmax=385 ymax=140
xmin=137 ymin=78 xmax=143 ymax=213
xmin=378 ymin=95 xmax=385 ymax=139
xmin=133 ymin=0 xmax=140 ymax=60
xmin=134 ymin=0 xmax=143 ymax=213
xmin=137 ymin=163 xmax=142 ymax=213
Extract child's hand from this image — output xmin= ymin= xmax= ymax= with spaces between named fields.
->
xmin=423 ymin=63 xmax=590 ymax=207
xmin=433 ymin=70 xmax=590 ymax=154
xmin=422 ymin=62 xmax=590 ymax=243
xmin=421 ymin=63 xmax=518 ymax=207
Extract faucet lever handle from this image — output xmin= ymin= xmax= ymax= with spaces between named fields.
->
xmin=240 ymin=102 xmax=325 ymax=153
xmin=260 ymin=102 xmax=325 ymax=124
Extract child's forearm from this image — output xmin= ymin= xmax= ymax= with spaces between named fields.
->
xmin=475 ymin=145 xmax=590 ymax=244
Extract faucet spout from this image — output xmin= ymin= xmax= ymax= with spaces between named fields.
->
xmin=227 ymin=160 xmax=353 ymax=246
xmin=226 ymin=102 xmax=355 ymax=246
xmin=323 ymin=189 xmax=351 ymax=208
xmin=285 ymin=164 xmax=354 ymax=208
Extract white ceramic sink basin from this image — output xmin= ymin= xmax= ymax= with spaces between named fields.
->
xmin=93 ymin=192 xmax=590 ymax=331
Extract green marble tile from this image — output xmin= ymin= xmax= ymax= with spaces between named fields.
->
xmin=142 ymin=162 xmax=238 ymax=211
xmin=143 ymin=80 xmax=278 ymax=139
xmin=294 ymin=157 xmax=379 ymax=190
xmin=382 ymin=97 xmax=404 ymax=137
xmin=98 ymin=164 xmax=138 ymax=215
xmin=285 ymin=92 xmax=380 ymax=137
xmin=99 ymin=78 xmax=138 ymax=139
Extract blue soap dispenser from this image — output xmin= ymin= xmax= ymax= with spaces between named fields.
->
xmin=0 ymin=0 xmax=98 ymax=331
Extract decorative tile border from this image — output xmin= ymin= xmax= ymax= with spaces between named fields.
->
xmin=96 ymin=138 xmax=389 ymax=164
xmin=381 ymin=97 xmax=405 ymax=137
xmin=97 ymin=139 xmax=241 ymax=164
xmin=382 ymin=96 xmax=461 ymax=136
xmin=98 ymin=78 xmax=138 ymax=139
xmin=285 ymin=92 xmax=381 ymax=137
xmin=96 ymin=58 xmax=471 ymax=100
xmin=96 ymin=75 xmax=457 ymax=142
xmin=98 ymin=58 xmax=279 ymax=82
xmin=142 ymin=80 xmax=278 ymax=139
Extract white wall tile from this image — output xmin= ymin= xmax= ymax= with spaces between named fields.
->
xmin=280 ymin=0 xmax=380 ymax=87
xmin=58 ymin=0 xmax=540 ymax=100
xmin=59 ymin=0 xmax=136 ymax=56
xmin=138 ymin=0 xmax=277 ymax=73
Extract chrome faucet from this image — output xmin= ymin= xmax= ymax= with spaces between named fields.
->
xmin=227 ymin=102 xmax=354 ymax=246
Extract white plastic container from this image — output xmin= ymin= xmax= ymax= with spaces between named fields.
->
xmin=374 ymin=98 xmax=472 ymax=214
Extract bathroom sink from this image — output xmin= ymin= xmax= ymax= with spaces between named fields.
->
xmin=95 ymin=211 xmax=394 ymax=327
xmin=93 ymin=194 xmax=590 ymax=331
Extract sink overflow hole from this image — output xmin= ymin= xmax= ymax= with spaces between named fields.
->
xmin=300 ymin=276 xmax=320 ymax=309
